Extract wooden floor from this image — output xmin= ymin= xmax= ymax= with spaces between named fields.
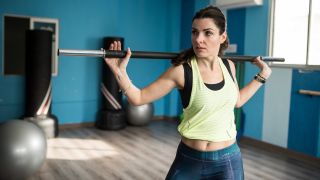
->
xmin=28 ymin=121 xmax=320 ymax=180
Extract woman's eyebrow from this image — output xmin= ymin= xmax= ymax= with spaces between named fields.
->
xmin=192 ymin=27 xmax=215 ymax=31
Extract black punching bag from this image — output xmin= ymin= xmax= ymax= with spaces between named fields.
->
xmin=96 ymin=37 xmax=126 ymax=130
xmin=24 ymin=29 xmax=59 ymax=138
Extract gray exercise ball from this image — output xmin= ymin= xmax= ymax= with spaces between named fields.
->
xmin=0 ymin=120 xmax=47 ymax=180
xmin=126 ymin=102 xmax=154 ymax=126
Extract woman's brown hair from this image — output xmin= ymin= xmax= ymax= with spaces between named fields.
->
xmin=172 ymin=6 xmax=229 ymax=66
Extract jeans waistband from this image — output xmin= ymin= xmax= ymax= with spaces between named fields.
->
xmin=177 ymin=141 xmax=240 ymax=161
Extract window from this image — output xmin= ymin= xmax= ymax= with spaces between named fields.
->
xmin=308 ymin=0 xmax=320 ymax=65
xmin=270 ymin=0 xmax=320 ymax=67
xmin=3 ymin=15 xmax=59 ymax=75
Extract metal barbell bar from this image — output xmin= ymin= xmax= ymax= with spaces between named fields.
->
xmin=58 ymin=48 xmax=285 ymax=62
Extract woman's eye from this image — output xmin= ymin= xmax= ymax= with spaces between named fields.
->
xmin=205 ymin=31 xmax=213 ymax=36
xmin=192 ymin=30 xmax=198 ymax=35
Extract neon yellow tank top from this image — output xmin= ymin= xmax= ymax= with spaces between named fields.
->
xmin=178 ymin=57 xmax=238 ymax=142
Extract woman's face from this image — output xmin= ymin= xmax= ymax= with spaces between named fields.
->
xmin=191 ymin=18 xmax=226 ymax=59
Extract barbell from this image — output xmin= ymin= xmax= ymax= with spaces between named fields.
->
xmin=57 ymin=48 xmax=285 ymax=62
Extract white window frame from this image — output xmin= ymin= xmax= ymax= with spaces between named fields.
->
xmin=2 ymin=14 xmax=59 ymax=76
xmin=268 ymin=0 xmax=320 ymax=70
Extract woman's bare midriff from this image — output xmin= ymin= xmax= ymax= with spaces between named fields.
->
xmin=181 ymin=136 xmax=236 ymax=151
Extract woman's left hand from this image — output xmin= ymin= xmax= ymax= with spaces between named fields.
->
xmin=252 ymin=56 xmax=272 ymax=79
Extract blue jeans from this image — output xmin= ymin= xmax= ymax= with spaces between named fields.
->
xmin=166 ymin=141 xmax=244 ymax=180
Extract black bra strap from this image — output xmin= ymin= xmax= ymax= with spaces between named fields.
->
xmin=222 ymin=58 xmax=235 ymax=82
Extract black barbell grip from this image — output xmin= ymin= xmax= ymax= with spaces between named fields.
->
xmin=222 ymin=55 xmax=285 ymax=62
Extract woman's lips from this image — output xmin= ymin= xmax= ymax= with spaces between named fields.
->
xmin=196 ymin=47 xmax=206 ymax=52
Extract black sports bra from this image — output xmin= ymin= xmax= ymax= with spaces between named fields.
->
xmin=178 ymin=59 xmax=234 ymax=109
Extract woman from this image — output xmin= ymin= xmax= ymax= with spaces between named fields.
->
xmin=104 ymin=6 xmax=271 ymax=180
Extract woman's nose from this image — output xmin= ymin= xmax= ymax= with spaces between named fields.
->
xmin=195 ymin=33 xmax=204 ymax=44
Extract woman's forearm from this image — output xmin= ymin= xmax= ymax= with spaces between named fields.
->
xmin=114 ymin=69 xmax=142 ymax=105
xmin=236 ymin=78 xmax=264 ymax=108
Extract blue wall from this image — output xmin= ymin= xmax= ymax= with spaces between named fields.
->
xmin=288 ymin=70 xmax=320 ymax=156
xmin=241 ymin=1 xmax=270 ymax=139
xmin=227 ymin=9 xmax=246 ymax=56
xmin=180 ymin=0 xmax=194 ymax=50
xmin=0 ymin=0 xmax=182 ymax=124
xmin=318 ymin=107 xmax=320 ymax=157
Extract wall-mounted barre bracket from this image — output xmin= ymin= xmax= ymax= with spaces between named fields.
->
xmin=58 ymin=48 xmax=285 ymax=62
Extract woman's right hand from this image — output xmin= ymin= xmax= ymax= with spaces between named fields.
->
xmin=104 ymin=41 xmax=131 ymax=73
xmin=252 ymin=56 xmax=272 ymax=80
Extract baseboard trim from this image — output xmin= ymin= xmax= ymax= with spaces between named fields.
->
xmin=59 ymin=122 xmax=95 ymax=130
xmin=239 ymin=136 xmax=320 ymax=168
